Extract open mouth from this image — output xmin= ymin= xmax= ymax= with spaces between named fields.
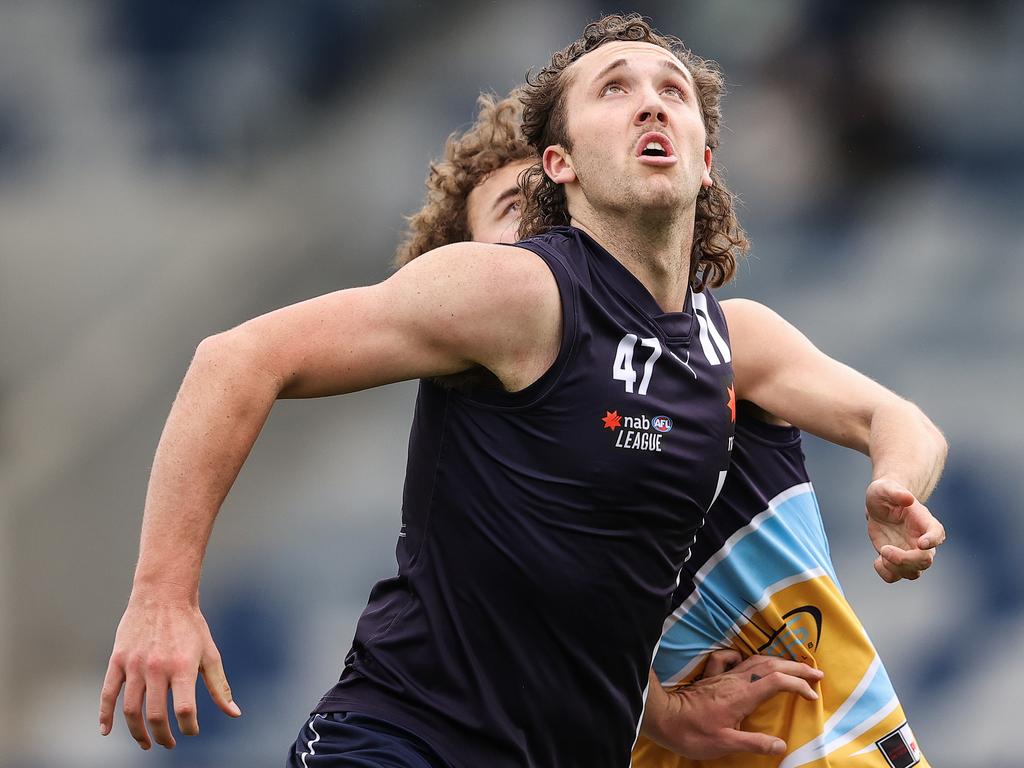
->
xmin=635 ymin=132 xmax=676 ymax=163
xmin=640 ymin=141 xmax=668 ymax=158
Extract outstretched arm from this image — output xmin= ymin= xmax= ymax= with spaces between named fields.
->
xmin=724 ymin=299 xmax=948 ymax=583
xmin=99 ymin=243 xmax=561 ymax=750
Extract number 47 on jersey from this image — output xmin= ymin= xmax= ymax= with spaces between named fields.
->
xmin=613 ymin=334 xmax=662 ymax=396
xmin=612 ymin=302 xmax=731 ymax=396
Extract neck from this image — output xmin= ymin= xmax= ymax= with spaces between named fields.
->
xmin=571 ymin=204 xmax=695 ymax=313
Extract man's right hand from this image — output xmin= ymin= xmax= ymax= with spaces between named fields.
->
xmin=99 ymin=596 xmax=240 ymax=750
xmin=642 ymin=653 xmax=824 ymax=758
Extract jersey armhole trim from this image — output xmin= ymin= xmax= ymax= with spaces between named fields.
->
xmin=733 ymin=402 xmax=802 ymax=447
xmin=456 ymin=242 xmax=579 ymax=412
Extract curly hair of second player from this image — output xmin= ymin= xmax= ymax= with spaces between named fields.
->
xmin=394 ymin=91 xmax=535 ymax=268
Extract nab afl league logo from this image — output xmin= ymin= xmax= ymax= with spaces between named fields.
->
xmin=601 ymin=411 xmax=669 ymax=453
xmin=652 ymin=415 xmax=673 ymax=433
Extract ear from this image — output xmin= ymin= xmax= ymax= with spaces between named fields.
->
xmin=543 ymin=145 xmax=576 ymax=185
xmin=701 ymin=146 xmax=713 ymax=188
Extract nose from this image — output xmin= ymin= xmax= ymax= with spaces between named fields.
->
xmin=634 ymin=86 xmax=668 ymax=126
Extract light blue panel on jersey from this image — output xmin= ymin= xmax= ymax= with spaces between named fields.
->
xmin=655 ymin=487 xmax=838 ymax=682
xmin=821 ymin=660 xmax=896 ymax=746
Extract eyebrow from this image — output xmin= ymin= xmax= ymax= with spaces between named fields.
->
xmin=592 ymin=57 xmax=694 ymax=88
xmin=491 ymin=185 xmax=520 ymax=214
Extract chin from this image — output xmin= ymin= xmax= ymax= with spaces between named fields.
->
xmin=637 ymin=183 xmax=685 ymax=212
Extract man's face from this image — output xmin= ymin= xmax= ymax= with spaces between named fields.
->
xmin=550 ymin=40 xmax=713 ymax=218
xmin=465 ymin=159 xmax=534 ymax=244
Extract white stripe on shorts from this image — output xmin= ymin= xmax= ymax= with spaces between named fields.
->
xmin=301 ymin=714 xmax=325 ymax=768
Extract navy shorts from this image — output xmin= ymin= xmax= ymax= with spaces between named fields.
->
xmin=286 ymin=712 xmax=449 ymax=768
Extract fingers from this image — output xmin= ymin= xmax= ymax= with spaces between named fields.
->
xmin=880 ymin=544 xmax=933 ymax=574
xmin=144 ymin=668 xmax=176 ymax=749
xmin=118 ymin=657 xmax=190 ymax=750
xmin=171 ymin=672 xmax=200 ymax=737
xmin=200 ymin=649 xmax=242 ymax=718
xmin=874 ymin=555 xmax=901 ymax=583
xmin=916 ymin=514 xmax=946 ymax=550
xmin=122 ymin=660 xmax=151 ymax=750
xmin=99 ymin=660 xmax=125 ymax=736
xmin=703 ymin=649 xmax=743 ymax=678
xmin=662 ymin=656 xmax=821 ymax=758
xmin=748 ymin=669 xmax=821 ymax=703
xmin=734 ymin=655 xmax=823 ymax=684
xmin=719 ymin=728 xmax=787 ymax=756
xmin=102 ymin=602 xmax=229 ymax=749
xmin=867 ymin=489 xmax=945 ymax=583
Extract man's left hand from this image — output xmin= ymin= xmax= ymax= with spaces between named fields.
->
xmin=865 ymin=477 xmax=946 ymax=583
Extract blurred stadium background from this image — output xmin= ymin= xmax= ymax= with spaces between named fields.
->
xmin=1 ymin=1 xmax=1021 ymax=765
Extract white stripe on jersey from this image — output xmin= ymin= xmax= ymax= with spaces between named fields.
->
xmin=692 ymin=291 xmax=732 ymax=365
xmin=779 ymin=657 xmax=899 ymax=768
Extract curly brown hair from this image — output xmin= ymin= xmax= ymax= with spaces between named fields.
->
xmin=394 ymin=91 xmax=535 ymax=268
xmin=517 ymin=13 xmax=749 ymax=290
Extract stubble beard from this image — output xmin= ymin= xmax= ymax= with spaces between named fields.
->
xmin=593 ymin=171 xmax=691 ymax=236
xmin=571 ymin=168 xmax=694 ymax=275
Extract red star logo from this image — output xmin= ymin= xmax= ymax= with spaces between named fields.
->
xmin=602 ymin=410 xmax=622 ymax=431
xmin=726 ymin=384 xmax=736 ymax=423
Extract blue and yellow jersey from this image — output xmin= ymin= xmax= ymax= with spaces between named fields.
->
xmin=633 ymin=404 xmax=927 ymax=768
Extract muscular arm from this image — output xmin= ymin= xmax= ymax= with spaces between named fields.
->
xmin=133 ymin=245 xmax=559 ymax=595
xmin=100 ymin=243 xmax=561 ymax=749
xmin=723 ymin=299 xmax=948 ymax=581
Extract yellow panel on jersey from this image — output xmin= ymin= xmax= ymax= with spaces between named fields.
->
xmin=636 ymin=483 xmax=928 ymax=768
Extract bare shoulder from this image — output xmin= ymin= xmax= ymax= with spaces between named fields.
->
xmin=721 ymin=298 xmax=781 ymax=328
xmin=721 ymin=298 xmax=802 ymax=350
xmin=387 ymin=242 xmax=562 ymax=390
xmin=392 ymin=241 xmax=558 ymax=306
xmin=720 ymin=297 xmax=819 ymax=397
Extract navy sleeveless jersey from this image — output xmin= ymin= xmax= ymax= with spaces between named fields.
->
xmin=316 ymin=227 xmax=735 ymax=768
